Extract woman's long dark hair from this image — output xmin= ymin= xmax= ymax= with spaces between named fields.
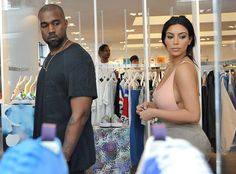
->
xmin=161 ymin=16 xmax=196 ymax=63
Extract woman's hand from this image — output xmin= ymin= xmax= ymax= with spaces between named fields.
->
xmin=139 ymin=108 xmax=156 ymax=121
xmin=136 ymin=102 xmax=149 ymax=115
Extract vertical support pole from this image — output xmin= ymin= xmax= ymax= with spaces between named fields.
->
xmin=93 ymin=0 xmax=100 ymax=120
xmin=142 ymin=0 xmax=150 ymax=137
xmin=213 ymin=0 xmax=222 ymax=173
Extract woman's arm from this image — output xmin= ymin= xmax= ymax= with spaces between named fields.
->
xmin=139 ymin=62 xmax=200 ymax=124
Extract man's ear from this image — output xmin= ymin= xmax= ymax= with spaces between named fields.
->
xmin=65 ymin=19 xmax=68 ymax=28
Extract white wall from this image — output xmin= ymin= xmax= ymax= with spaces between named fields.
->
xmin=2 ymin=7 xmax=39 ymax=103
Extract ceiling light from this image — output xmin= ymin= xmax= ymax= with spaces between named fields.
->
xmin=130 ymin=13 xmax=136 ymax=16
xmin=200 ymin=38 xmax=206 ymax=41
xmin=200 ymin=9 xmax=205 ymax=13
xmin=229 ymin=26 xmax=234 ymax=28
xmin=65 ymin=16 xmax=72 ymax=20
xmin=45 ymin=0 xmax=61 ymax=4
xmin=81 ymin=38 xmax=85 ymax=41
xmin=75 ymin=38 xmax=79 ymax=41
xmin=138 ymin=12 xmax=142 ymax=16
xmin=68 ymin=23 xmax=75 ymax=27
xmin=126 ymin=29 xmax=135 ymax=32
xmin=71 ymin=32 xmax=80 ymax=35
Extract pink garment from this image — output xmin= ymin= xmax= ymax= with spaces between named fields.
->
xmin=153 ymin=69 xmax=178 ymax=110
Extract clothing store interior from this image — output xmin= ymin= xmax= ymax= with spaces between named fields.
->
xmin=0 ymin=0 xmax=236 ymax=173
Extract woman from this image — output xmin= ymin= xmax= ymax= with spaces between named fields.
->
xmin=136 ymin=16 xmax=211 ymax=159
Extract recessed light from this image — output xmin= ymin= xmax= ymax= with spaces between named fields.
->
xmin=65 ymin=16 xmax=72 ymax=20
xmin=200 ymin=9 xmax=205 ymax=13
xmin=68 ymin=23 xmax=75 ymax=27
xmin=71 ymin=32 xmax=80 ymax=35
xmin=130 ymin=13 xmax=136 ymax=16
xmin=126 ymin=29 xmax=135 ymax=32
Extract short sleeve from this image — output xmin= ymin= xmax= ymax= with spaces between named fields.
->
xmin=68 ymin=59 xmax=97 ymax=99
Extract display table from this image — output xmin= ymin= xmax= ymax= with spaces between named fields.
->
xmin=93 ymin=126 xmax=131 ymax=173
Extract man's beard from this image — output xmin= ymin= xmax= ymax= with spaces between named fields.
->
xmin=46 ymin=37 xmax=64 ymax=49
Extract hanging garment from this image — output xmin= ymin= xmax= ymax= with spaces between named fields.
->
xmin=121 ymin=89 xmax=129 ymax=124
xmin=206 ymin=71 xmax=216 ymax=152
xmin=103 ymin=77 xmax=117 ymax=117
xmin=228 ymin=72 xmax=236 ymax=109
xmin=130 ymin=89 xmax=144 ymax=166
xmin=202 ymin=84 xmax=209 ymax=136
xmin=114 ymin=79 xmax=125 ymax=118
xmin=118 ymin=85 xmax=124 ymax=117
xmin=221 ymin=79 xmax=236 ymax=152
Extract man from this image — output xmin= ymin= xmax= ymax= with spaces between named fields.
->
xmin=130 ymin=55 xmax=139 ymax=64
xmin=98 ymin=43 xmax=118 ymax=79
xmin=98 ymin=44 xmax=111 ymax=63
xmin=33 ymin=4 xmax=97 ymax=174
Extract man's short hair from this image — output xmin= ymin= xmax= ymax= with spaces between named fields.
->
xmin=38 ymin=4 xmax=65 ymax=19
xmin=98 ymin=44 xmax=109 ymax=54
xmin=130 ymin=55 xmax=139 ymax=62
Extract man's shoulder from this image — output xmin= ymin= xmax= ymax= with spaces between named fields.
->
xmin=65 ymin=43 xmax=93 ymax=63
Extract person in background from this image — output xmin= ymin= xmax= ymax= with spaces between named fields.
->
xmin=98 ymin=43 xmax=119 ymax=79
xmin=130 ymin=55 xmax=139 ymax=64
xmin=33 ymin=4 xmax=97 ymax=174
xmin=136 ymin=15 xmax=211 ymax=160
xmin=98 ymin=44 xmax=111 ymax=64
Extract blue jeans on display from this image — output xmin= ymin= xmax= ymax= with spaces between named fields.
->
xmin=130 ymin=89 xmax=144 ymax=166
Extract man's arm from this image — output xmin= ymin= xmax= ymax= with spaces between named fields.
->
xmin=62 ymin=96 xmax=92 ymax=161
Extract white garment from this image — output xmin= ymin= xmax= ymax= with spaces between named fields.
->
xmin=91 ymin=99 xmax=98 ymax=125
xmin=97 ymin=62 xmax=115 ymax=79
xmin=103 ymin=78 xmax=117 ymax=116
xmin=221 ymin=79 xmax=236 ymax=152
xmin=98 ymin=80 xmax=106 ymax=120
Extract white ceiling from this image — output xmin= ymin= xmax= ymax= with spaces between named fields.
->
xmin=5 ymin=0 xmax=236 ymax=61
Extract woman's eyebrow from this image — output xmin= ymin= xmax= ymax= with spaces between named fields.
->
xmin=166 ymin=32 xmax=188 ymax=35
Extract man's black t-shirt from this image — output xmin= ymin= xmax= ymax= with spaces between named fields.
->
xmin=33 ymin=43 xmax=97 ymax=172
